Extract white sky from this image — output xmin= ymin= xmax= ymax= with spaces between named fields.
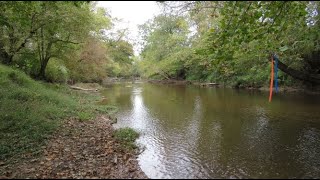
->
xmin=97 ymin=1 xmax=161 ymax=55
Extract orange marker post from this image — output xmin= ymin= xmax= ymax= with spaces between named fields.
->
xmin=269 ymin=56 xmax=274 ymax=102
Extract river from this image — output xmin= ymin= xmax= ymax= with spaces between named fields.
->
xmin=100 ymin=82 xmax=320 ymax=178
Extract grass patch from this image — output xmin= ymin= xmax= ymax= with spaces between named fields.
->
xmin=113 ymin=127 xmax=139 ymax=150
xmin=78 ymin=111 xmax=94 ymax=121
xmin=0 ymin=64 xmax=116 ymax=162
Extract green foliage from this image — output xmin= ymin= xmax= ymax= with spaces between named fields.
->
xmin=12 ymin=50 xmax=39 ymax=76
xmin=0 ymin=1 xmax=138 ymax=83
xmin=0 ymin=64 xmax=116 ymax=161
xmin=113 ymin=127 xmax=139 ymax=150
xmin=103 ymin=28 xmax=135 ymax=78
xmin=0 ymin=1 xmax=122 ymax=83
xmin=1 ymin=1 xmax=320 ymax=86
xmin=78 ymin=111 xmax=94 ymax=121
xmin=107 ymin=40 xmax=134 ymax=65
xmin=0 ymin=64 xmax=72 ymax=160
xmin=138 ymin=1 xmax=320 ymax=87
xmin=201 ymin=1 xmax=320 ymax=87
xmin=138 ymin=14 xmax=190 ymax=79
xmin=45 ymin=59 xmax=69 ymax=83
xmin=64 ymin=37 xmax=109 ymax=83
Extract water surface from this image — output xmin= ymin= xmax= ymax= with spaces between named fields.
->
xmin=101 ymin=83 xmax=320 ymax=178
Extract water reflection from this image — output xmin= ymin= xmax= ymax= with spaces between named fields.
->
xmin=100 ymin=83 xmax=320 ymax=178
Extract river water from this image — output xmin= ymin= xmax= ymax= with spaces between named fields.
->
xmin=100 ymin=82 xmax=320 ymax=178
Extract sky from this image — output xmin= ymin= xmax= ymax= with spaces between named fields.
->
xmin=97 ymin=1 xmax=162 ymax=55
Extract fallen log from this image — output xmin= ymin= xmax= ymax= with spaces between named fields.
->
xmin=69 ymin=86 xmax=98 ymax=92
xmin=200 ymin=83 xmax=220 ymax=86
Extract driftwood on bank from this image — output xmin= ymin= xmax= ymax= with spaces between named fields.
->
xmin=199 ymin=83 xmax=219 ymax=86
xmin=147 ymin=79 xmax=191 ymax=85
xmin=69 ymin=86 xmax=98 ymax=92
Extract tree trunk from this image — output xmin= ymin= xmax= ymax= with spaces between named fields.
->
xmin=276 ymin=58 xmax=320 ymax=85
xmin=0 ymin=17 xmax=38 ymax=65
xmin=0 ymin=41 xmax=13 ymax=64
xmin=0 ymin=51 xmax=12 ymax=65
xmin=38 ymin=57 xmax=50 ymax=80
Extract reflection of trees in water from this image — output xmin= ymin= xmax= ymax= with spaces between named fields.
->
xmin=141 ymin=84 xmax=206 ymax=178
xmin=240 ymin=98 xmax=320 ymax=178
xmin=101 ymin=84 xmax=134 ymax=110
xmin=190 ymin=88 xmax=246 ymax=178
xmin=199 ymin=88 xmax=320 ymax=178
xmin=140 ymin=85 xmax=269 ymax=178
xmin=187 ymin=87 xmax=320 ymax=178
xmin=103 ymin=83 xmax=320 ymax=178
xmin=141 ymin=84 xmax=196 ymax=128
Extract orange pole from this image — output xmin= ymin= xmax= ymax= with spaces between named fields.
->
xmin=269 ymin=56 xmax=274 ymax=102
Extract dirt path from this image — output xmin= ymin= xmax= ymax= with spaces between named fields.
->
xmin=1 ymin=116 xmax=148 ymax=179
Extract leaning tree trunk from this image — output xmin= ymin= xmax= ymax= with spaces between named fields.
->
xmin=274 ymin=57 xmax=320 ymax=85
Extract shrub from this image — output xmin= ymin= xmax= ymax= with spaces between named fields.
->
xmin=46 ymin=60 xmax=69 ymax=83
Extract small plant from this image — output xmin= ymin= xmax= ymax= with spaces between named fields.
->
xmin=78 ymin=111 xmax=93 ymax=121
xmin=113 ymin=128 xmax=139 ymax=150
xmin=109 ymin=115 xmax=117 ymax=124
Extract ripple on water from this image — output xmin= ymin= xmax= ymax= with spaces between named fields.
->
xmin=106 ymin=83 xmax=320 ymax=179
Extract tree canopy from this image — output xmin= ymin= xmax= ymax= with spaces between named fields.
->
xmin=138 ymin=1 xmax=320 ymax=88
xmin=1 ymin=1 xmax=319 ymax=88
xmin=0 ymin=1 xmax=134 ymax=83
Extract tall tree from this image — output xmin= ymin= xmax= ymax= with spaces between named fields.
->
xmin=157 ymin=1 xmax=320 ymax=86
xmin=138 ymin=14 xmax=190 ymax=79
xmin=0 ymin=2 xmax=46 ymax=64
xmin=33 ymin=2 xmax=95 ymax=79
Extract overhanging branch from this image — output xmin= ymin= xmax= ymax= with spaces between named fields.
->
xmin=271 ymin=54 xmax=320 ymax=84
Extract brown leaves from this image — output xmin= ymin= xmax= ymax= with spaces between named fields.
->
xmin=0 ymin=161 xmax=5 ymax=166
xmin=2 ymin=116 xmax=148 ymax=179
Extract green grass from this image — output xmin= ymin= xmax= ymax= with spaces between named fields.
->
xmin=0 ymin=64 xmax=117 ymax=162
xmin=113 ymin=127 xmax=139 ymax=150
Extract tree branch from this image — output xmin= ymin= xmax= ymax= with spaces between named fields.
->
xmin=271 ymin=55 xmax=320 ymax=84
xmin=226 ymin=1 xmax=238 ymax=30
xmin=54 ymin=39 xmax=80 ymax=44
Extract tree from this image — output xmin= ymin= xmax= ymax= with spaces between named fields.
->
xmin=32 ymin=2 xmax=95 ymax=80
xmin=157 ymin=1 xmax=320 ymax=86
xmin=0 ymin=2 xmax=96 ymax=79
xmin=138 ymin=14 xmax=190 ymax=79
xmin=64 ymin=36 xmax=109 ymax=83
xmin=57 ymin=5 xmax=113 ymax=82
xmin=0 ymin=2 xmax=46 ymax=65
